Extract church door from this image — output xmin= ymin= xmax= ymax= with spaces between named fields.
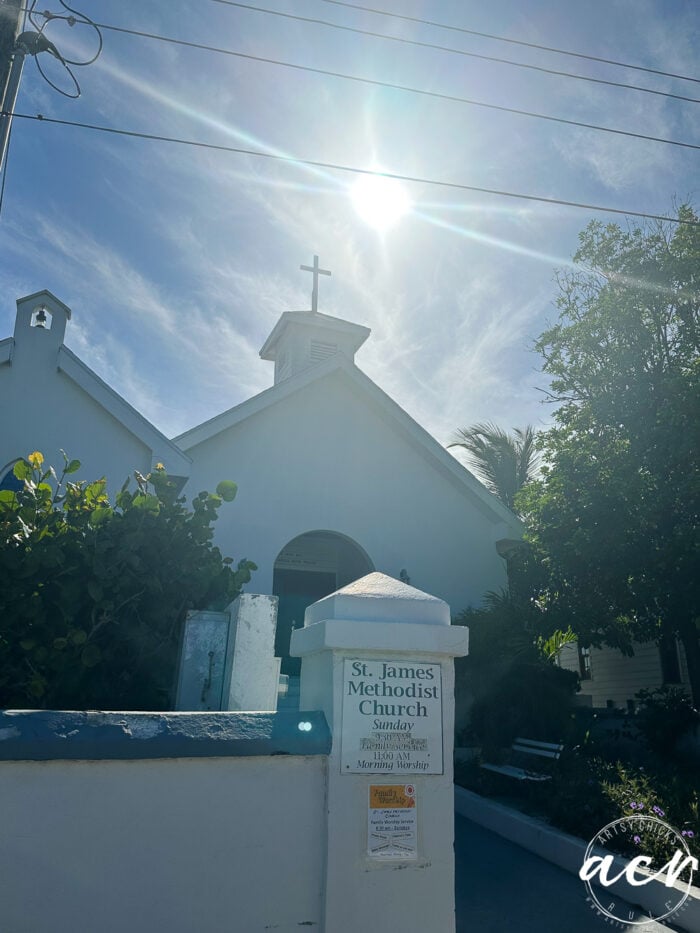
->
xmin=273 ymin=531 xmax=374 ymax=675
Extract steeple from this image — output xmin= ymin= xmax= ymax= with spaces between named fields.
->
xmin=260 ymin=256 xmax=370 ymax=385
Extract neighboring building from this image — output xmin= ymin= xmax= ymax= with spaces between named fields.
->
xmin=558 ymin=639 xmax=691 ymax=710
xmin=0 ymin=289 xmax=521 ymax=675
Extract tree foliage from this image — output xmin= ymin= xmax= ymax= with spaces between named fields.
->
xmin=449 ymin=422 xmax=538 ymax=512
xmin=0 ymin=453 xmax=256 ymax=710
xmin=518 ymin=205 xmax=700 ymax=704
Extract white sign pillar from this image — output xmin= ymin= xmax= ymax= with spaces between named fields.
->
xmin=291 ymin=572 xmax=469 ymax=933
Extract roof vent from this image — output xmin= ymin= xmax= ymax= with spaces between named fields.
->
xmin=310 ymin=340 xmax=337 ymax=362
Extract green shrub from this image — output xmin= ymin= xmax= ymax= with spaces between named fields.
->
xmin=635 ymin=685 xmax=700 ymax=758
xmin=546 ymin=753 xmax=699 ymax=866
xmin=0 ymin=453 xmax=256 ymax=710
xmin=469 ymin=660 xmax=578 ymax=754
xmin=455 ymin=591 xmax=579 ymax=753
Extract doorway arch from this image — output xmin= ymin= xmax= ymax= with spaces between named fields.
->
xmin=273 ymin=530 xmax=374 ymax=673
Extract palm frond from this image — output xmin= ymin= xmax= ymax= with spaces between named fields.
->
xmin=449 ymin=422 xmax=539 ymax=511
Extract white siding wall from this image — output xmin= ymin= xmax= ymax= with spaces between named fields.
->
xmin=559 ymin=641 xmax=691 ymax=708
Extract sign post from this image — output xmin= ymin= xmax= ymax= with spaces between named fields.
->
xmin=291 ymin=572 xmax=469 ymax=933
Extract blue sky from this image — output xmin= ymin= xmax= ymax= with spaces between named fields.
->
xmin=1 ymin=0 xmax=697 ymax=455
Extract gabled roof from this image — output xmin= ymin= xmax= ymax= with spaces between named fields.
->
xmin=174 ymin=354 xmax=523 ymax=531
xmin=57 ymin=346 xmax=191 ymax=476
xmin=19 ymin=289 xmax=72 ymax=319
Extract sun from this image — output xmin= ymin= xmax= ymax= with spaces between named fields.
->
xmin=350 ymin=174 xmax=411 ymax=231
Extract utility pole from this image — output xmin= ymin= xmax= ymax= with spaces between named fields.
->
xmin=0 ymin=0 xmax=25 ymax=172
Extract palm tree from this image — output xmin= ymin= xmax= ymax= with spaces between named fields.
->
xmin=448 ymin=422 xmax=539 ymax=511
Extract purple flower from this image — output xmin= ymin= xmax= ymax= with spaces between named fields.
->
xmin=630 ymin=802 xmax=639 ymax=810
xmin=682 ymin=830 xmax=695 ymax=839
xmin=633 ymin=835 xmax=641 ymax=845
xmin=652 ymin=806 xmax=665 ymax=818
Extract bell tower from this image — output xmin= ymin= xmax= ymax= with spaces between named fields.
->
xmin=259 ymin=256 xmax=370 ymax=385
xmin=13 ymin=289 xmax=72 ymax=349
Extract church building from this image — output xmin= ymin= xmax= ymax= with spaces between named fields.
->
xmin=0 ymin=271 xmax=521 ymax=673
xmin=0 ymin=270 xmax=690 ymax=706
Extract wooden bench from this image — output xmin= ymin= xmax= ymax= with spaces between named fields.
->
xmin=481 ymin=737 xmax=563 ymax=782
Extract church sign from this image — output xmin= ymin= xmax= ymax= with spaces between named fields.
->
xmin=340 ymin=659 xmax=443 ymax=774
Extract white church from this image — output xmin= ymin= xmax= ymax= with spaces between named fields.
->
xmin=0 ymin=279 xmax=521 ymax=672
xmin=1 ymin=277 xmax=685 ymax=706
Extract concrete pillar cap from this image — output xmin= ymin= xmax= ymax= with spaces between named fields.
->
xmin=304 ymin=572 xmax=450 ymax=627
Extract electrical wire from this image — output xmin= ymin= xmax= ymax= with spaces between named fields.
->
xmin=7 ymin=110 xmax=700 ymax=227
xmin=23 ymin=1 xmax=103 ymax=98
xmin=28 ymin=1 xmax=102 ymax=65
xmin=51 ymin=0 xmax=102 ymax=66
xmin=26 ymin=2 xmax=80 ymax=96
xmin=204 ymin=0 xmax=700 ymax=105
xmin=316 ymin=0 xmax=700 ymax=86
xmin=34 ymin=48 xmax=80 ymax=98
xmin=82 ymin=21 xmax=700 ymax=153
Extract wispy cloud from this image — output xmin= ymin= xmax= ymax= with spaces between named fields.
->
xmin=2 ymin=212 xmax=269 ymax=435
xmin=3 ymin=0 xmax=693 ymax=459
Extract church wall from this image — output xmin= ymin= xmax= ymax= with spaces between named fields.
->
xmin=0 ymin=336 xmax=153 ymax=496
xmin=183 ymin=370 xmax=511 ymax=616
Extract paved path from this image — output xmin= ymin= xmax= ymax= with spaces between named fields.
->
xmin=455 ymin=814 xmax=683 ymax=933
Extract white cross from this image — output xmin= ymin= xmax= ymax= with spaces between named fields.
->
xmin=300 ymin=254 xmax=331 ymax=314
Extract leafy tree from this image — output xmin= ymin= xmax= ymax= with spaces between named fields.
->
xmin=449 ymin=423 xmax=539 ymax=511
xmin=519 ymin=205 xmax=700 ymax=705
xmin=0 ymin=452 xmax=256 ymax=710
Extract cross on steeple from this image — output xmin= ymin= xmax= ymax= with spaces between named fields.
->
xmin=300 ymin=254 xmax=331 ymax=314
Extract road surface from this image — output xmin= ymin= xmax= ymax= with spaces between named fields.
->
xmin=455 ymin=814 xmax=686 ymax=932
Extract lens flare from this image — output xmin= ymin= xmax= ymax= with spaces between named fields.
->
xmin=350 ymin=174 xmax=411 ymax=231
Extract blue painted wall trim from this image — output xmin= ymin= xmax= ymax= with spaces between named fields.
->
xmin=0 ymin=710 xmax=331 ymax=761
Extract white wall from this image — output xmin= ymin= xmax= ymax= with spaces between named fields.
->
xmin=185 ymin=369 xmax=513 ymax=615
xmin=0 ymin=325 xmax=152 ymax=497
xmin=0 ymin=755 xmax=325 ymax=933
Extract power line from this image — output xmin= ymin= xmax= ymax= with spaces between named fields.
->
xmin=7 ymin=111 xmax=700 ymax=227
xmin=24 ymin=1 xmax=105 ymax=98
xmin=316 ymin=0 xmax=700 ymax=86
xmin=27 ymin=0 xmax=103 ymax=66
xmin=199 ymin=0 xmax=700 ymax=104
xmin=86 ymin=21 xmax=700 ymax=152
